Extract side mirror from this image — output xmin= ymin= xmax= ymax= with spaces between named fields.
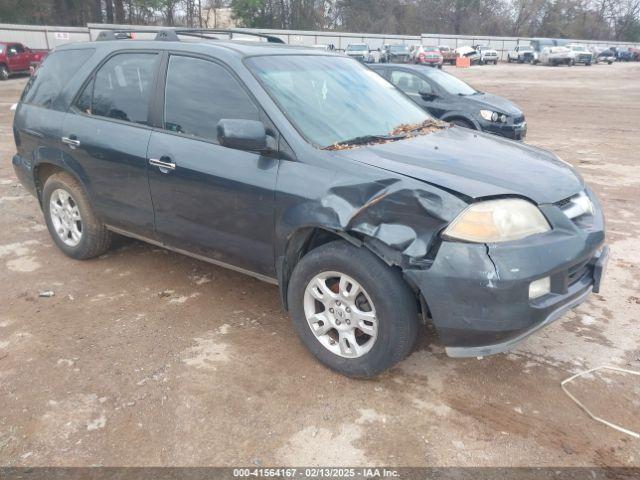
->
xmin=217 ymin=119 xmax=269 ymax=152
xmin=419 ymin=91 xmax=437 ymax=100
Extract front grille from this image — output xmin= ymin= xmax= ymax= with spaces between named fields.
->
xmin=554 ymin=197 xmax=572 ymax=208
xmin=578 ymin=54 xmax=591 ymax=62
xmin=568 ymin=258 xmax=592 ymax=286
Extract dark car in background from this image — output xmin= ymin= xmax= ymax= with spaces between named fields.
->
xmin=13 ymin=30 xmax=606 ymax=378
xmin=381 ymin=44 xmax=411 ymax=63
xmin=371 ymin=64 xmax=527 ymax=140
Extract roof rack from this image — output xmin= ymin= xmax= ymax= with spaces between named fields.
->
xmin=174 ymin=29 xmax=286 ymax=44
xmin=95 ymin=28 xmax=285 ymax=44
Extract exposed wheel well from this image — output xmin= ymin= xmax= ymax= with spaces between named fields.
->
xmin=446 ymin=116 xmax=476 ymax=129
xmin=280 ymin=228 xmax=359 ymax=309
xmin=34 ymin=163 xmax=66 ymax=202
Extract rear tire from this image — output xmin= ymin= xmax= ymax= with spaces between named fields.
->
xmin=42 ymin=172 xmax=112 ymax=260
xmin=288 ymin=241 xmax=418 ymax=378
xmin=0 ymin=65 xmax=9 ymax=81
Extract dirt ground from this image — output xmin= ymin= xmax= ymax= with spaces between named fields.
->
xmin=0 ymin=62 xmax=639 ymax=468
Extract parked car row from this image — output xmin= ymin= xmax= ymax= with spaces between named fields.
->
xmin=508 ymin=39 xmax=639 ymax=66
xmin=350 ymin=42 xmax=501 ymax=67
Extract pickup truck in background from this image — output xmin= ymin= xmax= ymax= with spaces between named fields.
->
xmin=438 ymin=45 xmax=457 ymax=65
xmin=566 ymin=44 xmax=593 ymax=65
xmin=0 ymin=42 xmax=47 ymax=80
xmin=475 ymin=45 xmax=499 ymax=64
xmin=538 ymin=46 xmax=573 ymax=66
xmin=507 ymin=44 xmax=535 ymax=63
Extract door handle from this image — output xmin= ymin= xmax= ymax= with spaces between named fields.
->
xmin=149 ymin=158 xmax=176 ymax=173
xmin=62 ymin=136 xmax=80 ymax=149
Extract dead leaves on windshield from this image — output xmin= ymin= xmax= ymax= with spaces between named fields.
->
xmin=324 ymin=119 xmax=449 ymax=151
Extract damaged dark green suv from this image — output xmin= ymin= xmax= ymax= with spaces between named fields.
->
xmin=13 ymin=30 xmax=607 ymax=377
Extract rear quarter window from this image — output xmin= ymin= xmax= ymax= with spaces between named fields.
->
xmin=21 ymin=49 xmax=95 ymax=110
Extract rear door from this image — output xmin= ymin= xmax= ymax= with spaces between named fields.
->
xmin=146 ymin=54 xmax=279 ymax=277
xmin=61 ymin=51 xmax=160 ymax=236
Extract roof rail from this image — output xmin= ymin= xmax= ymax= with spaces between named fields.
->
xmin=173 ymin=29 xmax=285 ymax=44
xmin=95 ymin=28 xmax=285 ymax=44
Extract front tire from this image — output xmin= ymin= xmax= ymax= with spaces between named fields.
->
xmin=0 ymin=65 xmax=9 ymax=81
xmin=288 ymin=241 xmax=418 ymax=378
xmin=42 ymin=172 xmax=112 ymax=260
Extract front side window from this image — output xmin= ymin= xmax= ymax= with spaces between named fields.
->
xmin=247 ymin=55 xmax=429 ymax=148
xmin=163 ymin=55 xmax=259 ymax=142
xmin=76 ymin=53 xmax=158 ymax=125
xmin=424 ymin=68 xmax=477 ymax=96
xmin=390 ymin=71 xmax=432 ymax=96
xmin=22 ymin=49 xmax=95 ymax=109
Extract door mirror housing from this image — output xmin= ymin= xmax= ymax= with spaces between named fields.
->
xmin=217 ymin=119 xmax=269 ymax=152
xmin=419 ymin=91 xmax=437 ymax=100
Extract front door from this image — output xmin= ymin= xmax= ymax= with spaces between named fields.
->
xmin=147 ymin=54 xmax=278 ymax=277
xmin=61 ymin=51 xmax=160 ymax=235
xmin=7 ymin=44 xmax=27 ymax=72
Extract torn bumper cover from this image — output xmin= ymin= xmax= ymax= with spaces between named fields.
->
xmin=404 ymin=197 xmax=606 ymax=358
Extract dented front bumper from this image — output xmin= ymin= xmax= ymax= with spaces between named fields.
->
xmin=403 ymin=197 xmax=606 ymax=357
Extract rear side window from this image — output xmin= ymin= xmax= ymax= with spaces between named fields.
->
xmin=76 ymin=53 xmax=159 ymax=125
xmin=22 ymin=49 xmax=95 ymax=110
xmin=163 ymin=55 xmax=259 ymax=142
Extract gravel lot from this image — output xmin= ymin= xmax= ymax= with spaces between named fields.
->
xmin=1 ymin=62 xmax=639 ymax=467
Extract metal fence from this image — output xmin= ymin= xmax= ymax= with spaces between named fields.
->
xmin=2 ymin=22 xmax=639 ymax=60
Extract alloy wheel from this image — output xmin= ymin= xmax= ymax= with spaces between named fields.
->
xmin=49 ymin=188 xmax=83 ymax=247
xmin=303 ymin=271 xmax=378 ymax=358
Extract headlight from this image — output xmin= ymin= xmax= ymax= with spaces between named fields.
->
xmin=480 ymin=110 xmax=507 ymax=123
xmin=443 ymin=199 xmax=551 ymax=243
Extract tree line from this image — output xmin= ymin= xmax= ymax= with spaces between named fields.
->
xmin=1 ymin=0 xmax=639 ymax=42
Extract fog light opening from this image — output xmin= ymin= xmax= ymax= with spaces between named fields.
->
xmin=529 ymin=276 xmax=551 ymax=300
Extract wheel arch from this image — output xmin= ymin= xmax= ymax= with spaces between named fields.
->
xmin=277 ymin=226 xmax=363 ymax=309
xmin=277 ymin=224 xmax=431 ymax=314
xmin=442 ymin=114 xmax=479 ymax=130
xmin=33 ymin=161 xmax=89 ymax=206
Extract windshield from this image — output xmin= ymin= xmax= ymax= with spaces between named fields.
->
xmin=520 ymin=46 xmax=533 ymax=51
xmin=390 ymin=45 xmax=409 ymax=53
xmin=247 ymin=55 xmax=430 ymax=148
xmin=571 ymin=46 xmax=586 ymax=51
xmin=424 ymin=68 xmax=477 ymax=96
xmin=347 ymin=44 xmax=367 ymax=52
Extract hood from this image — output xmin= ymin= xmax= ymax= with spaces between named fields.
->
xmin=465 ymin=92 xmax=523 ymax=117
xmin=333 ymin=127 xmax=583 ymax=204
